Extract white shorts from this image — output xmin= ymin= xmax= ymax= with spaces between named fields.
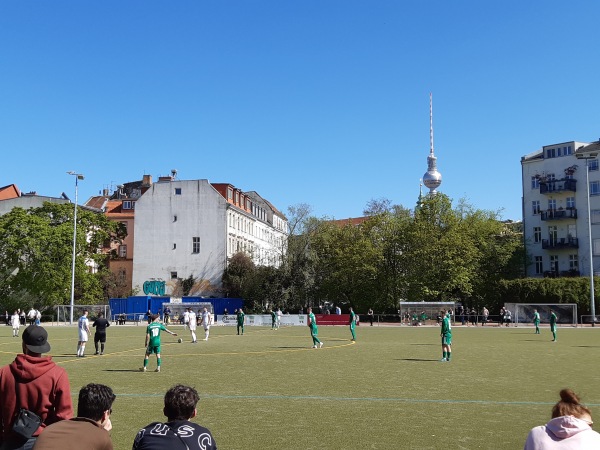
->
xmin=203 ymin=325 xmax=210 ymax=331
xmin=79 ymin=330 xmax=89 ymax=342
xmin=189 ymin=322 xmax=197 ymax=331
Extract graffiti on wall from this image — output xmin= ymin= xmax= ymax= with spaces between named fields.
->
xmin=143 ymin=280 xmax=166 ymax=296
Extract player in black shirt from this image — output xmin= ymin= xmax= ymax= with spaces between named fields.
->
xmin=93 ymin=312 xmax=111 ymax=355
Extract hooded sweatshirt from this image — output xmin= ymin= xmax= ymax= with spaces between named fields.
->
xmin=524 ymin=415 xmax=600 ymax=449
xmin=0 ymin=354 xmax=73 ymax=444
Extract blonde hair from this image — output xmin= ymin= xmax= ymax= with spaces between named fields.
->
xmin=551 ymin=389 xmax=592 ymax=419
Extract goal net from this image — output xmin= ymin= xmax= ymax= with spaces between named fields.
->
xmin=55 ymin=305 xmax=110 ymax=325
xmin=399 ymin=301 xmax=456 ymax=325
xmin=504 ymin=303 xmax=577 ymax=327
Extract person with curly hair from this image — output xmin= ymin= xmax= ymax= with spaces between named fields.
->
xmin=524 ymin=388 xmax=600 ymax=448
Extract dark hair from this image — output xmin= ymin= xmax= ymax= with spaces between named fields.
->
xmin=551 ymin=389 xmax=592 ymax=419
xmin=164 ymin=385 xmax=200 ymax=420
xmin=77 ymin=383 xmax=116 ymax=421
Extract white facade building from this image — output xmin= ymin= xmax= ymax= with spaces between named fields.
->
xmin=521 ymin=140 xmax=600 ymax=278
xmin=132 ymin=178 xmax=288 ymax=296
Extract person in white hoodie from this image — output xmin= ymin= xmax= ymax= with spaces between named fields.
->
xmin=524 ymin=388 xmax=600 ymax=449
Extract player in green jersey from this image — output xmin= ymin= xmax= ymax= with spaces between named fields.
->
xmin=270 ymin=309 xmax=277 ymax=330
xmin=440 ymin=310 xmax=452 ymax=362
xmin=533 ymin=309 xmax=541 ymax=334
xmin=348 ymin=307 xmax=356 ymax=341
xmin=140 ymin=314 xmax=177 ymax=372
xmin=307 ymin=307 xmax=323 ymax=348
xmin=550 ymin=310 xmax=557 ymax=342
xmin=237 ymin=308 xmax=245 ymax=335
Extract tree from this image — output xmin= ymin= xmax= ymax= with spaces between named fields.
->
xmin=0 ymin=202 xmax=122 ymax=309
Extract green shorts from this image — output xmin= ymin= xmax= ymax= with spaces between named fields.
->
xmin=146 ymin=344 xmax=161 ymax=355
xmin=442 ymin=335 xmax=452 ymax=346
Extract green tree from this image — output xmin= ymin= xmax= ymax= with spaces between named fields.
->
xmin=0 ymin=202 xmax=122 ymax=309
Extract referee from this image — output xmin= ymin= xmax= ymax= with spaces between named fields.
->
xmin=93 ymin=312 xmax=111 ymax=355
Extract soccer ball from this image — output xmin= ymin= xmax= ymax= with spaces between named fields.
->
xmin=177 ymin=338 xmax=183 ymax=343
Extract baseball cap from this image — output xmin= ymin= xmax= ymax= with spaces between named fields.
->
xmin=22 ymin=326 xmax=51 ymax=353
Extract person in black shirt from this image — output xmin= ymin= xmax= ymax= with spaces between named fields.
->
xmin=133 ymin=384 xmax=217 ymax=450
xmin=93 ymin=312 xmax=111 ymax=355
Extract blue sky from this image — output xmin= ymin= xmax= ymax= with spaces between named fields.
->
xmin=1 ymin=1 xmax=598 ymax=221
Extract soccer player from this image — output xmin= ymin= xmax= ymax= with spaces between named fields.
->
xmin=440 ymin=310 xmax=452 ymax=362
xmin=349 ymin=307 xmax=356 ymax=341
xmin=270 ymin=309 xmax=277 ymax=330
xmin=77 ymin=310 xmax=91 ymax=357
xmin=550 ymin=309 xmax=557 ymax=342
xmin=188 ymin=308 xmax=198 ymax=343
xmin=307 ymin=307 xmax=323 ymax=348
xmin=93 ymin=312 xmax=111 ymax=355
xmin=237 ymin=308 xmax=245 ymax=335
xmin=183 ymin=308 xmax=190 ymax=330
xmin=533 ymin=309 xmax=541 ymax=334
xmin=140 ymin=314 xmax=178 ymax=372
xmin=277 ymin=308 xmax=282 ymax=328
xmin=199 ymin=307 xmax=212 ymax=341
xmin=11 ymin=310 xmax=20 ymax=337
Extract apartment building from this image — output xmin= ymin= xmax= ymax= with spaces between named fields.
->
xmin=521 ymin=140 xmax=600 ymax=277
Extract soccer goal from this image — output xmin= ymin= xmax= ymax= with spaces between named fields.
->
xmin=504 ymin=303 xmax=578 ymax=327
xmin=399 ymin=301 xmax=456 ymax=325
xmin=54 ymin=305 xmax=110 ymax=325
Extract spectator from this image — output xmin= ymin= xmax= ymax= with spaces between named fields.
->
xmin=469 ymin=308 xmax=477 ymax=326
xmin=524 ymin=388 xmax=600 ymax=449
xmin=482 ymin=307 xmax=489 ymax=326
xmin=5 ymin=310 xmax=10 ymax=326
xmin=20 ymin=309 xmax=26 ymax=326
xmin=367 ymin=308 xmax=374 ymax=326
xmin=163 ymin=307 xmax=171 ymax=324
xmin=133 ymin=385 xmax=217 ymax=449
xmin=504 ymin=309 xmax=512 ymax=327
xmin=32 ymin=383 xmax=115 ymax=450
xmin=0 ymin=326 xmax=73 ymax=449
xmin=27 ymin=308 xmax=37 ymax=327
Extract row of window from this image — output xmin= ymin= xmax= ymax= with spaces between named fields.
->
xmin=531 ymin=198 xmax=576 ymax=214
xmin=534 ymin=255 xmax=578 ymax=274
xmin=544 ymin=146 xmax=573 ymax=159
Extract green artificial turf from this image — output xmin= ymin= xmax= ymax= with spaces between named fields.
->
xmin=1 ymin=322 xmax=599 ymax=449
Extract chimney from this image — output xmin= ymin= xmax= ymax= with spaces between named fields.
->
xmin=142 ymin=175 xmax=153 ymax=187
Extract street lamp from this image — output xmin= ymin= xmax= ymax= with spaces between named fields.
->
xmin=575 ymin=151 xmax=598 ymax=325
xmin=67 ymin=171 xmax=84 ymax=325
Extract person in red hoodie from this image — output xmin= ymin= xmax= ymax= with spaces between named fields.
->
xmin=0 ymin=326 xmax=73 ymax=450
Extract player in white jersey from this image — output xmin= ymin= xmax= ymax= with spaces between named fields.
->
xmin=188 ymin=308 xmax=198 ymax=343
xmin=277 ymin=308 xmax=282 ymax=329
xmin=77 ymin=310 xmax=91 ymax=357
xmin=11 ymin=310 xmax=20 ymax=337
xmin=200 ymin=307 xmax=213 ymax=341
xmin=183 ymin=309 xmax=190 ymax=330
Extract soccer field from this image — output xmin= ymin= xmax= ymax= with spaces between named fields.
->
xmin=1 ymin=323 xmax=599 ymax=449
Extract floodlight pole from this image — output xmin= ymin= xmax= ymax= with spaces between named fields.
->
xmin=67 ymin=171 xmax=84 ymax=325
xmin=576 ymin=153 xmax=597 ymax=325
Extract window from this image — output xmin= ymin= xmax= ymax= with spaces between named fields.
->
xmin=566 ymin=197 xmax=575 ymax=209
xmin=546 ymin=148 xmax=556 ymax=158
xmin=120 ymin=221 xmax=128 ymax=233
xmin=549 ymin=255 xmax=559 ymax=272
xmin=531 ymin=177 xmax=539 ymax=189
xmin=533 ymin=227 xmax=541 ymax=243
xmin=590 ymin=160 xmax=599 ymax=171
xmin=593 ymin=210 xmax=600 ymax=224
xmin=171 ymin=271 xmax=178 ymax=279
xmin=547 ymin=173 xmax=556 ymax=181
xmin=193 ymin=237 xmax=200 ymax=254
xmin=173 ymin=215 xmax=177 ymax=222
xmin=548 ymin=199 xmax=556 ymax=210
xmin=173 ymin=243 xmax=176 ymax=249
xmin=118 ymin=269 xmax=126 ymax=282
xmin=569 ymin=255 xmax=578 ymax=271
xmin=548 ymin=226 xmax=558 ymax=245
xmin=227 ymin=187 xmax=233 ymax=200
xmin=175 ymin=188 xmax=182 ymax=195
xmin=235 ymin=192 xmax=240 ymax=205
xmin=532 ymin=200 xmax=541 ymax=214
xmin=568 ymin=224 xmax=577 ymax=239
xmin=565 ymin=146 xmax=572 ymax=155
xmin=591 ymin=181 xmax=600 ymax=196
xmin=119 ymin=245 xmax=127 ymax=258
xmin=122 ymin=201 xmax=134 ymax=210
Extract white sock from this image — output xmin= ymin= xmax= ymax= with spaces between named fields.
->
xmin=191 ymin=331 xmax=196 ymax=342
xmin=205 ymin=330 xmax=209 ymax=339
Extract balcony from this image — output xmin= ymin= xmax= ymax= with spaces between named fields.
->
xmin=543 ymin=269 xmax=581 ymax=278
xmin=540 ymin=208 xmax=578 ymax=221
xmin=541 ymin=237 xmax=579 ymax=249
xmin=539 ymin=178 xmax=577 ymax=194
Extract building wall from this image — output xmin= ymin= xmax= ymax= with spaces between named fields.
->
xmin=0 ymin=196 xmax=69 ymax=215
xmin=522 ymin=141 xmax=596 ymax=277
xmin=132 ymin=179 xmax=228 ymax=296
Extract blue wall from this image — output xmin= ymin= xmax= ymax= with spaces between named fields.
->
xmin=109 ymin=296 xmax=243 ymax=317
